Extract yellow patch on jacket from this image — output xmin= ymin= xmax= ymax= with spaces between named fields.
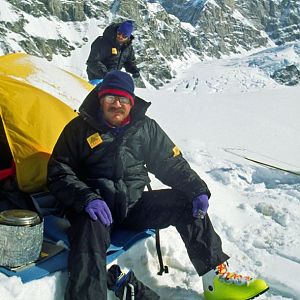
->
xmin=87 ymin=132 xmax=103 ymax=149
xmin=172 ymin=146 xmax=181 ymax=157
xmin=111 ymin=48 xmax=118 ymax=55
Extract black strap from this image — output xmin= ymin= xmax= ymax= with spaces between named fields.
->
xmin=146 ymin=184 xmax=169 ymax=276
xmin=155 ymin=229 xmax=169 ymax=275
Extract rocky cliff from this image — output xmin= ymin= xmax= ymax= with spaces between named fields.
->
xmin=0 ymin=0 xmax=299 ymax=87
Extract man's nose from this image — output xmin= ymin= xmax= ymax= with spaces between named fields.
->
xmin=112 ymin=100 xmax=122 ymax=107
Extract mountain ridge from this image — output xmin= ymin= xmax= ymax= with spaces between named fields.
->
xmin=0 ymin=0 xmax=299 ymax=87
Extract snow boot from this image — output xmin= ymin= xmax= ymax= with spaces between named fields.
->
xmin=107 ymin=264 xmax=160 ymax=300
xmin=202 ymin=262 xmax=269 ymax=300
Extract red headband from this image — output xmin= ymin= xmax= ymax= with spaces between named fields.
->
xmin=98 ymin=88 xmax=134 ymax=106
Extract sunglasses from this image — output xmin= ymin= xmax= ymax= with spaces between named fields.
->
xmin=103 ymin=95 xmax=131 ymax=105
xmin=117 ymin=32 xmax=129 ymax=39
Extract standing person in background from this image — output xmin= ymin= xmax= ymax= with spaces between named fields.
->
xmin=86 ymin=20 xmax=140 ymax=81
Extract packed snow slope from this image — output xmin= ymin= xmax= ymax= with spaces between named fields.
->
xmin=0 ymin=48 xmax=299 ymax=300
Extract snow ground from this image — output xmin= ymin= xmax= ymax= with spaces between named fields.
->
xmin=0 ymin=46 xmax=300 ymax=300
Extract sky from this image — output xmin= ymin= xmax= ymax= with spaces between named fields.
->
xmin=0 ymin=48 xmax=300 ymax=299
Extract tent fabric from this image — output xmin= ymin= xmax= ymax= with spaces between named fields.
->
xmin=0 ymin=53 xmax=93 ymax=192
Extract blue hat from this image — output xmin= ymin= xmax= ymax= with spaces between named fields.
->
xmin=117 ymin=20 xmax=134 ymax=37
xmin=98 ymin=71 xmax=135 ymax=105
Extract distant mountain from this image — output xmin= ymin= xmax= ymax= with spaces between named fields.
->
xmin=0 ymin=0 xmax=299 ymax=87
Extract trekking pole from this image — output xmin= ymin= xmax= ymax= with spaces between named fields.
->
xmin=122 ymin=286 xmax=127 ymax=300
xmin=146 ymin=184 xmax=169 ymax=275
xmin=128 ymin=283 xmax=135 ymax=300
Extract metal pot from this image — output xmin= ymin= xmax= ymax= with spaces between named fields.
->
xmin=0 ymin=209 xmax=43 ymax=267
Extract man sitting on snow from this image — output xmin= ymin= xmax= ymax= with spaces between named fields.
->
xmin=47 ymin=70 xmax=269 ymax=300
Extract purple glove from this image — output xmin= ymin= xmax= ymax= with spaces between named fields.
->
xmin=192 ymin=194 xmax=209 ymax=219
xmin=85 ymin=199 xmax=113 ymax=226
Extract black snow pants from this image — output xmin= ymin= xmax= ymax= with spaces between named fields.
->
xmin=65 ymin=189 xmax=229 ymax=300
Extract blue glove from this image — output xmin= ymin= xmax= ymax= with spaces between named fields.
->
xmin=192 ymin=194 xmax=209 ymax=219
xmin=89 ymin=79 xmax=103 ymax=86
xmin=85 ymin=199 xmax=113 ymax=226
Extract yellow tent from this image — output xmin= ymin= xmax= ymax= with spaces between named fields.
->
xmin=0 ymin=53 xmax=93 ymax=192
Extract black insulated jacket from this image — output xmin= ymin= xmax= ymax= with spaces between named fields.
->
xmin=86 ymin=23 xmax=139 ymax=80
xmin=47 ymin=89 xmax=210 ymax=223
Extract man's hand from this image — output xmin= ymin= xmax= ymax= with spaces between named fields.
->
xmin=85 ymin=199 xmax=113 ymax=226
xmin=132 ymin=72 xmax=140 ymax=78
xmin=192 ymin=194 xmax=209 ymax=219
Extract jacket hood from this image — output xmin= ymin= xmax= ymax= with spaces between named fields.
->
xmin=103 ymin=23 xmax=134 ymax=47
xmin=79 ymin=87 xmax=150 ymax=130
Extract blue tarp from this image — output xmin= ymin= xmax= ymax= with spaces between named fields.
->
xmin=0 ymin=215 xmax=155 ymax=283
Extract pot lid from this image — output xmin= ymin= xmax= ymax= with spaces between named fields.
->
xmin=0 ymin=209 xmax=40 ymax=226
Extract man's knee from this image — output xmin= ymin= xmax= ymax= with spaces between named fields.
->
xmin=68 ymin=214 xmax=111 ymax=251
